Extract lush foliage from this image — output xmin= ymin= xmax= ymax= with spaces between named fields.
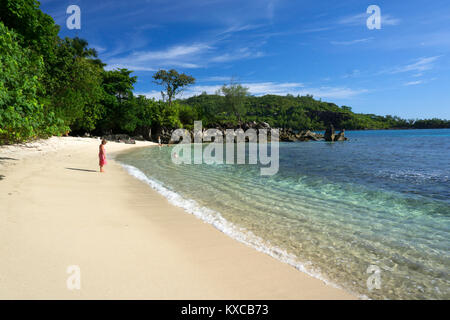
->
xmin=152 ymin=69 xmax=195 ymax=106
xmin=0 ymin=0 xmax=448 ymax=144
xmin=0 ymin=22 xmax=65 ymax=144
xmin=216 ymin=82 xmax=250 ymax=125
xmin=180 ymin=93 xmax=450 ymax=130
xmin=0 ymin=0 xmax=59 ymax=57
xmin=0 ymin=1 xmax=183 ymax=143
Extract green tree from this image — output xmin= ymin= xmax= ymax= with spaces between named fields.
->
xmin=152 ymin=69 xmax=195 ymax=105
xmin=217 ymin=82 xmax=250 ymax=126
xmin=0 ymin=0 xmax=59 ymax=57
xmin=178 ymin=104 xmax=198 ymax=128
xmin=98 ymin=69 xmax=137 ymax=133
xmin=0 ymin=22 xmax=65 ymax=144
xmin=44 ymin=37 xmax=105 ymax=131
xmin=341 ymin=105 xmax=352 ymax=112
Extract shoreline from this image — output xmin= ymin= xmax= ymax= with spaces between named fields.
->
xmin=118 ymin=162 xmax=361 ymax=297
xmin=0 ymin=137 xmax=355 ymax=299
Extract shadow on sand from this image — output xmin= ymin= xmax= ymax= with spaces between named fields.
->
xmin=65 ymin=167 xmax=98 ymax=173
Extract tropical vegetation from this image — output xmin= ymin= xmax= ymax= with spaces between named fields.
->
xmin=1 ymin=0 xmax=449 ymax=144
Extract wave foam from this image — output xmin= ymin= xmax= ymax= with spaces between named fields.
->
xmin=120 ymin=163 xmax=363 ymax=298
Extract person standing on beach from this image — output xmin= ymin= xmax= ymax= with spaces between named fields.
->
xmin=99 ymin=139 xmax=107 ymax=172
xmin=158 ymin=136 xmax=162 ymax=147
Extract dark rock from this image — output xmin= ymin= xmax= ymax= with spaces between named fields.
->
xmin=256 ymin=121 xmax=271 ymax=130
xmin=324 ymin=124 xmax=335 ymax=142
xmin=103 ymin=134 xmax=140 ymax=144
xmin=334 ymin=129 xmax=348 ymax=141
xmin=297 ymin=130 xmax=323 ymax=141
xmin=261 ymin=121 xmax=271 ymax=128
xmin=280 ymin=129 xmax=298 ymax=142
xmin=131 ymin=135 xmax=145 ymax=141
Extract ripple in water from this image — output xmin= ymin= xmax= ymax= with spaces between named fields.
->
xmin=117 ymin=129 xmax=450 ymax=299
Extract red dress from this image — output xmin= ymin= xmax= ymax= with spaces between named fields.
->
xmin=99 ymin=145 xmax=107 ymax=166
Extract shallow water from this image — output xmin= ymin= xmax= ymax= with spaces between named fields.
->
xmin=117 ymin=129 xmax=450 ymax=299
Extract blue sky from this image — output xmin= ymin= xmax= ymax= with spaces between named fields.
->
xmin=40 ymin=0 xmax=450 ymax=119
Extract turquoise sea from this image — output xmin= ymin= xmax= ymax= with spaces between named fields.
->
xmin=116 ymin=129 xmax=450 ymax=299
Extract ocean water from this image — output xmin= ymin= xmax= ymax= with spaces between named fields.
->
xmin=116 ymin=129 xmax=450 ymax=299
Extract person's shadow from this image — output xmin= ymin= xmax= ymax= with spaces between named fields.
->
xmin=0 ymin=158 xmax=18 ymax=181
xmin=65 ymin=167 xmax=97 ymax=173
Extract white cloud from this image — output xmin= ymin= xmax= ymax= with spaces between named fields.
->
xmin=193 ymin=83 xmax=366 ymax=100
xmin=185 ymin=85 xmax=223 ymax=96
xmin=404 ymin=80 xmax=423 ymax=86
xmin=187 ymin=82 xmax=305 ymax=97
xmin=331 ymin=38 xmax=374 ymax=45
xmin=210 ymin=47 xmax=265 ymax=63
xmin=201 ymin=76 xmax=233 ymax=82
xmin=390 ymin=56 xmax=441 ymax=74
xmin=300 ymin=87 xmax=368 ymax=99
xmin=107 ymin=43 xmax=211 ymax=71
xmin=244 ymin=82 xmax=304 ymax=95
xmin=342 ymin=69 xmax=361 ymax=79
xmin=105 ymin=64 xmax=157 ymax=72
xmin=338 ymin=13 xmax=367 ymax=26
xmin=403 ymin=78 xmax=436 ymax=86
xmin=106 ymin=41 xmax=265 ymax=70
xmin=132 ymin=44 xmax=211 ymax=61
xmin=135 ymin=90 xmax=162 ymax=99
xmin=92 ymin=45 xmax=107 ymax=54
xmin=138 ymin=82 xmax=367 ymax=100
xmin=382 ymin=15 xmax=401 ymax=26
xmin=338 ymin=13 xmax=400 ymax=26
xmin=219 ymin=24 xmax=265 ymax=35
xmin=300 ymin=27 xmax=333 ymax=33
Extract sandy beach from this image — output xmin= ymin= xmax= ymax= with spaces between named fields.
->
xmin=0 ymin=137 xmax=354 ymax=299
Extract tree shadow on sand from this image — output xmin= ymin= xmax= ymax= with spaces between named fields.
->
xmin=65 ymin=167 xmax=97 ymax=173
xmin=0 ymin=175 xmax=4 ymax=180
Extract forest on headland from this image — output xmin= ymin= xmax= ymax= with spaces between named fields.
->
xmin=1 ymin=0 xmax=449 ymax=145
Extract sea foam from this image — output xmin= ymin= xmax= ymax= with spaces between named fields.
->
xmin=119 ymin=163 xmax=361 ymax=297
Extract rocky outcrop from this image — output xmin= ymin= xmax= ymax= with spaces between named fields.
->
xmin=103 ymin=134 xmax=136 ymax=144
xmin=334 ymin=129 xmax=348 ymax=141
xmin=257 ymin=121 xmax=271 ymax=129
xmin=324 ymin=124 xmax=335 ymax=141
xmin=140 ymin=122 xmax=348 ymax=144
xmin=324 ymin=125 xmax=348 ymax=141
xmin=279 ymin=129 xmax=325 ymax=142
xmin=297 ymin=130 xmax=324 ymax=141
xmin=280 ymin=129 xmax=297 ymax=142
xmin=153 ymin=128 xmax=173 ymax=144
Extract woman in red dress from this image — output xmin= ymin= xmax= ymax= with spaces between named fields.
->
xmin=99 ymin=139 xmax=107 ymax=172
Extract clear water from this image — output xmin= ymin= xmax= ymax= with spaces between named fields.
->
xmin=116 ymin=129 xmax=450 ymax=299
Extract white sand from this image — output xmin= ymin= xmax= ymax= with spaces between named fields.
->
xmin=0 ymin=137 xmax=355 ymax=299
